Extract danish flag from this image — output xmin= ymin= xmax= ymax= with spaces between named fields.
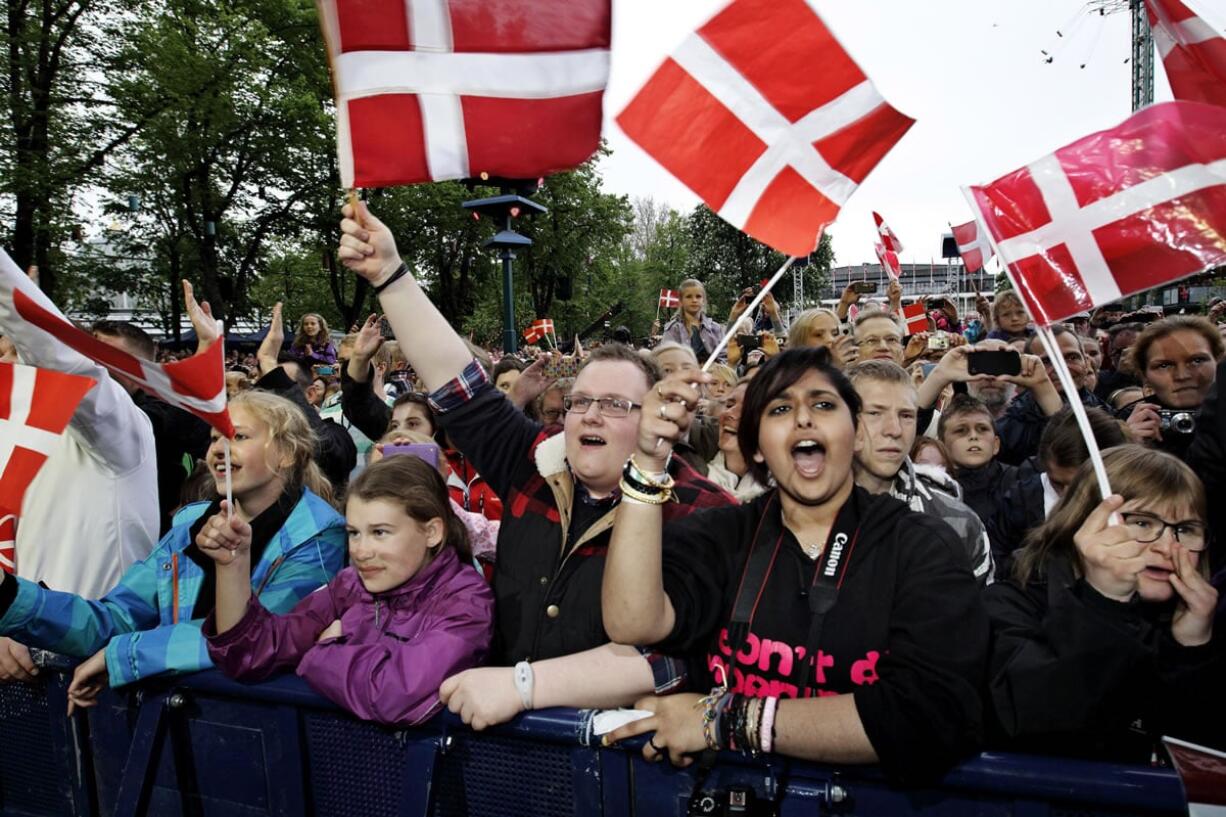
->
xmin=967 ymin=101 xmax=1226 ymax=326
xmin=0 ymin=362 xmax=96 ymax=517
xmin=318 ymin=0 xmax=611 ymax=188
xmin=873 ymin=212 xmax=904 ymax=253
xmin=617 ymin=0 xmax=914 ymax=257
xmin=1146 ymin=0 xmax=1226 ymax=109
xmin=902 ymin=302 xmax=928 ymax=335
xmin=874 ymin=241 xmax=901 ymax=280
xmin=1 ymin=250 xmax=235 ymax=437
xmin=523 ymin=318 xmax=555 ymax=345
xmin=659 ymin=289 xmax=681 ymax=309
xmin=951 ymin=220 xmax=994 ymax=274
xmin=0 ymin=514 xmax=12 ymax=574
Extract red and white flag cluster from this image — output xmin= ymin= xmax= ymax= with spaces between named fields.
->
xmin=951 ymin=219 xmax=994 ymax=274
xmin=0 ymin=362 xmax=95 ymax=518
xmin=318 ymin=0 xmax=611 ymax=188
xmin=873 ymin=211 xmax=904 ymax=253
xmin=966 ymin=101 xmax=1226 ymax=326
xmin=658 ymin=289 xmax=680 ymax=309
xmin=1146 ymin=0 xmax=1226 ymax=109
xmin=874 ymin=241 xmax=901 ymax=280
xmin=617 ymin=0 xmax=913 ymax=257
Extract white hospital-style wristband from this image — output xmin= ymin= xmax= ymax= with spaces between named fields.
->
xmin=513 ymin=661 xmax=535 ymax=711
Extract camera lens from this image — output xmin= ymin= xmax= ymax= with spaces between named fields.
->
xmin=1172 ymin=413 xmax=1196 ymax=435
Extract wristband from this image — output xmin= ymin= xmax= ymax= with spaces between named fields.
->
xmin=513 ymin=661 xmax=535 ymax=711
xmin=372 ymin=262 xmax=410 ymax=295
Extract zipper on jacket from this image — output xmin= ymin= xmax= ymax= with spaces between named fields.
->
xmin=171 ymin=553 xmax=179 ymax=624
xmin=374 ymin=600 xmax=382 ymax=630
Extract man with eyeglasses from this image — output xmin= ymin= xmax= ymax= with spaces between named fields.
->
xmin=996 ymin=324 xmax=1109 ymax=465
xmin=338 ymin=203 xmax=735 ymax=731
xmin=852 ymin=310 xmax=906 ymax=364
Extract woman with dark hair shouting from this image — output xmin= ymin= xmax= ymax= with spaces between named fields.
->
xmin=601 ymin=347 xmax=989 ymax=785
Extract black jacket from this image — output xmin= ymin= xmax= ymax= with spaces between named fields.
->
xmin=1187 ymin=360 xmax=1226 ymax=574
xmin=954 ymin=459 xmax=1022 ymax=530
xmin=985 ymin=555 xmax=1226 ymax=761
xmin=1115 ymin=397 xmax=1197 ymax=461
xmin=654 ymin=487 xmax=989 ymax=785
xmin=436 ymin=381 xmax=735 ymax=664
xmin=254 ymin=368 xmax=356 ymax=491
xmin=996 ymin=387 xmax=1108 ymax=466
xmin=132 ymin=390 xmax=212 ymax=535
xmin=340 ymin=364 xmax=391 ymax=442
xmin=985 ymin=473 xmax=1046 ymax=580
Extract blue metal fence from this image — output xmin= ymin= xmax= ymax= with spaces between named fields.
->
xmin=0 ymin=666 xmax=1187 ymax=817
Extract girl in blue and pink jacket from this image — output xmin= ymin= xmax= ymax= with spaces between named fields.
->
xmin=203 ymin=454 xmax=494 ymax=726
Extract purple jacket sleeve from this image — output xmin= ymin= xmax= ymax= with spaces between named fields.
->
xmin=295 ymin=591 xmax=493 ymax=727
xmin=205 ymin=586 xmax=339 ymax=682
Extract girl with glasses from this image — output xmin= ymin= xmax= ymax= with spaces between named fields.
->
xmin=986 ymin=445 xmax=1224 ymax=760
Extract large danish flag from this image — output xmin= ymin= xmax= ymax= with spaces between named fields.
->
xmin=1146 ymin=0 xmax=1226 ymax=109
xmin=617 ymin=0 xmax=914 ymax=257
xmin=0 ymin=362 xmax=96 ymax=517
xmin=951 ymin=219 xmax=994 ymax=274
xmin=966 ymin=101 xmax=1226 ymax=326
xmin=318 ymin=0 xmax=611 ymax=188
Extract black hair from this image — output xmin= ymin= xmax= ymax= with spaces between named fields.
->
xmin=389 ymin=391 xmax=440 ymax=439
xmin=492 ymin=357 xmax=526 ymax=381
xmin=91 ymin=320 xmax=156 ymax=361
xmin=737 ymin=346 xmax=861 ymax=486
xmin=1038 ymin=406 xmax=1127 ymax=470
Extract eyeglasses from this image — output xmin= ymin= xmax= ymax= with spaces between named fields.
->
xmin=856 ymin=335 xmax=902 ymax=349
xmin=1120 ymin=512 xmax=1207 ymax=551
xmin=562 ymin=394 xmax=642 ymax=418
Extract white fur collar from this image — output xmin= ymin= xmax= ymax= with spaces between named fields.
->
xmin=533 ymin=431 xmax=569 ymax=478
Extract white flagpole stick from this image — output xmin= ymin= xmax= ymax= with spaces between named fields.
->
xmin=222 ymin=437 xmax=234 ymax=516
xmin=701 ymin=256 xmax=797 ymax=373
xmin=959 ymin=186 xmax=1111 ymax=499
xmin=1032 ymin=324 xmax=1113 ymax=499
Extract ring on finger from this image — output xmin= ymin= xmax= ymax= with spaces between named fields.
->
xmin=658 ymin=404 xmax=667 ymax=419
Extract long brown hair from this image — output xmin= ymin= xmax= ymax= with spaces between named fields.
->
xmin=1013 ymin=445 xmax=1207 ymax=584
xmin=293 ymin=313 xmax=330 ymax=349
xmin=346 ymin=455 xmax=471 ymax=563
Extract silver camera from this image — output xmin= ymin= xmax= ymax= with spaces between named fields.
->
xmin=1156 ymin=409 xmax=1197 ymax=436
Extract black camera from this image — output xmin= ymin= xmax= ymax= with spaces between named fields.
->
xmin=1157 ymin=408 xmax=1198 ymax=436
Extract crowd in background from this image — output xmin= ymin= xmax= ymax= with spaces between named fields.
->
xmin=0 ymin=205 xmax=1222 ymax=784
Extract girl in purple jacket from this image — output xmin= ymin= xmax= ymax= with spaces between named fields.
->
xmin=202 ymin=455 xmax=494 ymax=726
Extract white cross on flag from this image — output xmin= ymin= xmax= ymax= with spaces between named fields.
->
xmin=318 ymin=0 xmax=611 ymax=188
xmin=617 ymin=0 xmax=914 ymax=257
xmin=872 ymin=211 xmax=904 ymax=253
xmin=965 ymin=101 xmax=1226 ymax=326
xmin=874 ymin=241 xmax=901 ymax=280
xmin=0 ymin=514 xmax=13 ymax=574
xmin=0 ymin=362 xmax=96 ymax=517
xmin=902 ymin=302 xmax=928 ymax=335
xmin=951 ymin=219 xmax=994 ymax=274
xmin=659 ymin=289 xmax=681 ymax=309
xmin=1146 ymin=0 xmax=1226 ymax=109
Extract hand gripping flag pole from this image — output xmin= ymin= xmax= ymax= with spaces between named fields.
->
xmin=960 ymin=187 xmax=1113 ymax=500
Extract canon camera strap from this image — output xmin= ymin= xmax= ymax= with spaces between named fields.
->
xmin=727 ymin=489 xmax=862 ymax=696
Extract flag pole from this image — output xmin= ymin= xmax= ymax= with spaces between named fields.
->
xmin=702 ymin=256 xmax=796 ymax=373
xmin=959 ymin=186 xmax=1112 ymax=499
xmin=223 ymin=438 xmax=234 ymax=517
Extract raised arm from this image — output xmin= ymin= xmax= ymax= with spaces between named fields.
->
xmin=338 ymin=203 xmax=473 ymax=390
xmin=602 ymin=370 xmax=708 ymax=645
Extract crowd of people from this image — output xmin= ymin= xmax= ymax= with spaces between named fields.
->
xmin=0 ymin=201 xmax=1222 ymax=785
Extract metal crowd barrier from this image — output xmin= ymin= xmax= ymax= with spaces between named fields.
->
xmin=0 ymin=662 xmax=1187 ymax=817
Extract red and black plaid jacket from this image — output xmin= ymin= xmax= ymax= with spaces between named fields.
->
xmin=431 ymin=361 xmax=735 ymax=664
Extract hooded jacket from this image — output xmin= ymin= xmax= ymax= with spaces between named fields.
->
xmin=889 ymin=459 xmax=994 ymax=586
xmin=985 ymin=554 xmax=1226 ymax=760
xmin=430 ymin=361 xmax=735 ymax=664
xmin=206 ymin=547 xmax=493 ymax=727
xmin=996 ymin=387 xmax=1108 ymax=466
xmin=655 ymin=487 xmax=990 ymax=785
xmin=954 ymin=459 xmax=1022 ymax=528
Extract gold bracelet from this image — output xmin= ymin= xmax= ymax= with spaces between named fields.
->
xmin=626 ymin=454 xmax=675 ymax=490
xmin=619 ymin=478 xmax=672 ymax=505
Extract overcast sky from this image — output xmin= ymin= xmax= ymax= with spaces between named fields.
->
xmin=595 ymin=0 xmax=1224 ymax=267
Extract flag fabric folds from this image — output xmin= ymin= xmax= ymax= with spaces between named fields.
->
xmin=10 ymin=287 xmax=234 ymax=438
xmin=873 ymin=211 xmax=904 ymax=253
xmin=616 ymin=0 xmax=914 ymax=257
xmin=952 ymin=219 xmax=994 ymax=273
xmin=874 ymin=241 xmax=901 ymax=280
xmin=318 ymin=0 xmax=612 ymax=188
xmin=965 ymin=101 xmax=1226 ymax=326
xmin=0 ymin=514 xmax=13 ymax=574
xmin=0 ymin=362 xmax=96 ymax=517
xmin=1146 ymin=0 xmax=1226 ymax=109
xmin=659 ymin=289 xmax=681 ymax=309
